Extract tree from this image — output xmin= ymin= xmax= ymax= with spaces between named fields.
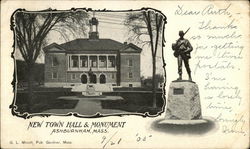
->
xmin=124 ymin=8 xmax=166 ymax=108
xmin=12 ymin=9 xmax=88 ymax=110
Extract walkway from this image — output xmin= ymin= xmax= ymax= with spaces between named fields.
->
xmin=42 ymin=96 xmax=129 ymax=115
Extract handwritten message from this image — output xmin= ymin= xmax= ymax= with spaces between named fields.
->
xmin=175 ymin=3 xmax=247 ymax=135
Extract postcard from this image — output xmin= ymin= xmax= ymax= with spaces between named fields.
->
xmin=1 ymin=0 xmax=249 ymax=148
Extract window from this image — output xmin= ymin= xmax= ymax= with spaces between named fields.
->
xmin=128 ymin=72 xmax=133 ymax=78
xmin=72 ymin=56 xmax=79 ymax=67
xmin=90 ymin=56 xmax=97 ymax=68
xmin=52 ymin=72 xmax=58 ymax=79
xmin=129 ymin=84 xmax=133 ymax=87
xmin=128 ymin=59 xmax=133 ymax=66
xmin=80 ymin=56 xmax=88 ymax=67
xmin=108 ymin=56 xmax=115 ymax=68
xmin=99 ymin=56 xmax=107 ymax=68
xmin=71 ymin=74 xmax=76 ymax=80
xmin=52 ymin=56 xmax=58 ymax=67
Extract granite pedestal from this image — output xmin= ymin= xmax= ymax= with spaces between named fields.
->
xmin=165 ymin=80 xmax=202 ymax=120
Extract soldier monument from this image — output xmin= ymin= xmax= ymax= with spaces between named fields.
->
xmin=164 ymin=29 xmax=203 ymax=122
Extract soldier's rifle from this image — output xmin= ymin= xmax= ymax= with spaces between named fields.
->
xmin=172 ymin=28 xmax=191 ymax=57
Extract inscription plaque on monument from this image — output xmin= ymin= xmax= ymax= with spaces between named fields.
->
xmin=165 ymin=81 xmax=202 ymax=120
xmin=173 ymin=88 xmax=184 ymax=95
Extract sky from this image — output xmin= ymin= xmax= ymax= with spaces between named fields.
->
xmin=15 ymin=11 xmax=165 ymax=78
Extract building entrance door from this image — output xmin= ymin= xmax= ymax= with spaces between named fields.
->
xmin=100 ymin=74 xmax=106 ymax=84
xmin=81 ymin=74 xmax=87 ymax=84
xmin=89 ymin=74 xmax=97 ymax=84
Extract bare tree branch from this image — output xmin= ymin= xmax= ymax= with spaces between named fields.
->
xmin=124 ymin=9 xmax=165 ymax=108
xmin=14 ymin=10 xmax=89 ymax=105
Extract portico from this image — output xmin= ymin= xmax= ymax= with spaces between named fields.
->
xmin=67 ymin=54 xmax=116 ymax=72
xmin=79 ymin=73 xmax=108 ymax=84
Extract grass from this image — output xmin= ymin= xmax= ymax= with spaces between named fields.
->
xmin=15 ymin=91 xmax=77 ymax=113
xmin=102 ymin=92 xmax=164 ymax=115
xmin=15 ymin=87 xmax=165 ymax=115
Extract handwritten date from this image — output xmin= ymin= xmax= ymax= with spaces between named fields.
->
xmin=101 ymin=132 xmax=152 ymax=148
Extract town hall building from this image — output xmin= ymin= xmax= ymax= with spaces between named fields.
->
xmin=43 ymin=16 xmax=142 ymax=88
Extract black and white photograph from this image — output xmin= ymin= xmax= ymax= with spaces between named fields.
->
xmin=12 ymin=9 xmax=166 ymax=118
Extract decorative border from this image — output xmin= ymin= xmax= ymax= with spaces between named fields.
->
xmin=9 ymin=7 xmax=167 ymax=119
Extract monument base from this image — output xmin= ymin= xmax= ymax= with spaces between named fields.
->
xmin=158 ymin=119 xmax=207 ymax=125
xmin=165 ymin=80 xmax=202 ymax=120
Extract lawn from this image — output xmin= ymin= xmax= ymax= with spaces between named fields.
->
xmin=102 ymin=91 xmax=164 ymax=114
xmin=14 ymin=87 xmax=165 ymax=116
xmin=15 ymin=91 xmax=77 ymax=113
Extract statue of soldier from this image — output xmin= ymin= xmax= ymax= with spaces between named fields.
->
xmin=172 ymin=30 xmax=193 ymax=81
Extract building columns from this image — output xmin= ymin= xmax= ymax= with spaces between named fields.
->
xmin=106 ymin=55 xmax=108 ymax=68
xmin=78 ymin=56 xmax=80 ymax=68
xmin=68 ymin=54 xmax=116 ymax=69
xmin=97 ymin=55 xmax=99 ymax=69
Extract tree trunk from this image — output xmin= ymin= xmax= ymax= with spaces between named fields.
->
xmin=152 ymin=56 xmax=157 ymax=108
xmin=27 ymin=65 xmax=35 ymax=112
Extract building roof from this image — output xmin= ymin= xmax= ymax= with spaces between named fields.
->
xmin=43 ymin=38 xmax=142 ymax=53
xmin=61 ymin=38 xmax=124 ymax=51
